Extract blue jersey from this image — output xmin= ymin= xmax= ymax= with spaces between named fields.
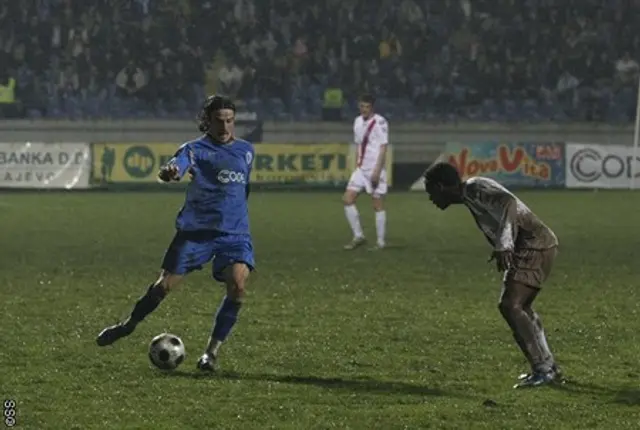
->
xmin=169 ymin=135 xmax=254 ymax=234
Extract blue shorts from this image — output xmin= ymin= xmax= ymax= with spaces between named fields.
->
xmin=161 ymin=230 xmax=255 ymax=282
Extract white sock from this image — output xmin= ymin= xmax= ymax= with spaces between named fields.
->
xmin=538 ymin=328 xmax=554 ymax=363
xmin=375 ymin=210 xmax=386 ymax=246
xmin=532 ymin=313 xmax=554 ymax=363
xmin=206 ymin=339 xmax=222 ymax=357
xmin=344 ymin=205 xmax=364 ymax=238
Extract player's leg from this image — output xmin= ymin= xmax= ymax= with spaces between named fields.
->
xmin=197 ymin=236 xmax=255 ymax=371
xmin=514 ymin=290 xmax=562 ymax=380
xmin=370 ymin=170 xmax=388 ymax=250
xmin=343 ymin=170 xmax=366 ymax=249
xmin=96 ymin=232 xmax=213 ymax=346
xmin=96 ymin=271 xmax=185 ymax=346
xmin=514 ymin=287 xmax=539 ymax=379
xmin=498 ymin=283 xmax=536 ymax=367
xmin=498 ymin=281 xmax=554 ymax=388
xmin=519 ymin=248 xmax=561 ymax=381
xmin=197 ymin=263 xmax=251 ymax=371
xmin=519 ymin=292 xmax=561 ymax=381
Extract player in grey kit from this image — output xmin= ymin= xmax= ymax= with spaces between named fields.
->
xmin=423 ymin=162 xmax=563 ymax=388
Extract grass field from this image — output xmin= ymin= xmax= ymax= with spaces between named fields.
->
xmin=1 ymin=190 xmax=639 ymax=429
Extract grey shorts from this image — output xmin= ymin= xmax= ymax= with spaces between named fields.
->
xmin=504 ymin=247 xmax=557 ymax=288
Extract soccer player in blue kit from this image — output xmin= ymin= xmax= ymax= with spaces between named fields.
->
xmin=96 ymin=95 xmax=255 ymax=372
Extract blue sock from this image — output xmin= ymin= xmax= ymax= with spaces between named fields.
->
xmin=211 ymin=296 xmax=242 ymax=342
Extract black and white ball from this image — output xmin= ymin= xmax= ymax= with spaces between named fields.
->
xmin=148 ymin=333 xmax=186 ymax=370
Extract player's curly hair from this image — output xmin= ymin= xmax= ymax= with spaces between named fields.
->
xmin=424 ymin=162 xmax=461 ymax=187
xmin=197 ymin=95 xmax=236 ymax=133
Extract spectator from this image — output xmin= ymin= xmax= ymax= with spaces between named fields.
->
xmin=3 ymin=0 xmax=640 ymax=121
xmin=615 ymin=52 xmax=639 ymax=85
xmin=291 ymin=37 xmax=308 ymax=73
xmin=0 ymin=69 xmax=18 ymax=118
xmin=217 ymin=62 xmax=244 ymax=98
xmin=556 ymin=70 xmax=580 ymax=109
xmin=398 ymin=0 xmax=424 ymax=25
xmin=115 ymin=60 xmax=147 ymax=98
xmin=262 ymin=31 xmax=278 ymax=57
xmin=58 ymin=62 xmax=80 ymax=95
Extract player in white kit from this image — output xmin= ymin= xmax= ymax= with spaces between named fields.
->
xmin=343 ymin=94 xmax=389 ymax=250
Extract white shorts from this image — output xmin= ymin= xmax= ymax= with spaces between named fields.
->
xmin=346 ymin=168 xmax=388 ymax=197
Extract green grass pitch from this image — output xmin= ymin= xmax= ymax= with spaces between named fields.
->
xmin=1 ymin=190 xmax=639 ymax=429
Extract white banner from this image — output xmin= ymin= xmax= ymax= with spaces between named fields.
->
xmin=566 ymin=143 xmax=640 ymax=189
xmin=410 ymin=175 xmax=425 ymax=191
xmin=0 ymin=142 xmax=91 ymax=189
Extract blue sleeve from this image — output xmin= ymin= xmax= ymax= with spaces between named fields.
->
xmin=166 ymin=143 xmax=193 ymax=178
xmin=248 ymin=147 xmax=255 ymax=181
xmin=246 ymin=145 xmax=254 ymax=199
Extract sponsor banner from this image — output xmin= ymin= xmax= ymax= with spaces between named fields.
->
xmin=254 ymin=143 xmax=349 ymax=185
xmin=93 ymin=143 xmax=390 ymax=187
xmin=437 ymin=142 xmax=565 ymax=188
xmin=409 ymin=162 xmax=434 ymax=191
xmin=92 ymin=143 xmax=178 ymax=183
xmin=0 ymin=142 xmax=91 ymax=189
xmin=566 ymin=143 xmax=640 ymax=188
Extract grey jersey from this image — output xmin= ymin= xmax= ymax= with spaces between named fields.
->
xmin=462 ymin=177 xmax=558 ymax=251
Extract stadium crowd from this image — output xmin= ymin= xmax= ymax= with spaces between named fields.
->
xmin=0 ymin=0 xmax=639 ymax=121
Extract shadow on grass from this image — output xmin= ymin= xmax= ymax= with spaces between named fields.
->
xmin=549 ymin=379 xmax=640 ymax=405
xmin=612 ymin=389 xmax=640 ymax=406
xmin=370 ymin=244 xmax=408 ymax=251
xmin=345 ymin=243 xmax=409 ymax=253
xmin=160 ymin=369 xmax=455 ymax=397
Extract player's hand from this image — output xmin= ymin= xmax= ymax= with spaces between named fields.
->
xmin=488 ymin=250 xmax=514 ymax=272
xmin=371 ymin=172 xmax=380 ymax=189
xmin=158 ymin=164 xmax=180 ymax=182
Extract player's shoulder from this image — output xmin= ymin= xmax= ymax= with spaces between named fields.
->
xmin=464 ymin=176 xmax=485 ymax=187
xmin=233 ymin=138 xmax=253 ymax=149
xmin=466 ymin=176 xmax=502 ymax=187
xmin=465 ymin=176 xmax=514 ymax=197
xmin=464 ymin=176 xmax=496 ymax=194
xmin=374 ymin=114 xmax=388 ymax=135
xmin=373 ymin=113 xmax=388 ymax=125
xmin=180 ymin=136 xmax=207 ymax=148
xmin=353 ymin=115 xmax=363 ymax=127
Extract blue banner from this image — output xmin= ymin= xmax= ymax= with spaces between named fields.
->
xmin=443 ymin=142 xmax=565 ymax=188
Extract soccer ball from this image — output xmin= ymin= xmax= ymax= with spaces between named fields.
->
xmin=148 ymin=333 xmax=186 ymax=370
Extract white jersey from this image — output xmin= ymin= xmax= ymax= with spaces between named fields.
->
xmin=353 ymin=113 xmax=388 ymax=172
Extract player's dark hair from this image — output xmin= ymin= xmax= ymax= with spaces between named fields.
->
xmin=424 ymin=162 xmax=461 ymax=187
xmin=197 ymin=95 xmax=236 ymax=133
xmin=359 ymin=93 xmax=375 ymax=105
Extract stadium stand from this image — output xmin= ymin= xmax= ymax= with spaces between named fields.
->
xmin=1 ymin=0 xmax=638 ymax=122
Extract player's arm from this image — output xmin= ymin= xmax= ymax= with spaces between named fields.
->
xmin=372 ymin=145 xmax=387 ymax=177
xmin=352 ymin=118 xmax=358 ymax=145
xmin=495 ymin=196 xmax=518 ymax=252
xmin=371 ymin=118 xmax=389 ymax=183
xmin=468 ymin=181 xmax=518 ymax=271
xmin=158 ymin=144 xmax=193 ymax=183
xmin=467 ymin=181 xmax=518 ymax=251
xmin=489 ymin=195 xmax=518 ymax=272
xmin=245 ymin=148 xmax=254 ymax=200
